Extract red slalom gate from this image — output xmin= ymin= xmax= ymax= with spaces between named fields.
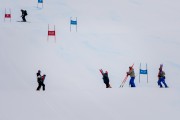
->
xmin=4 ymin=9 xmax=11 ymax=22
xmin=47 ymin=24 xmax=56 ymax=42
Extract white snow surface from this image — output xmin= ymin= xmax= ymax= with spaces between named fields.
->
xmin=0 ymin=0 xmax=180 ymax=120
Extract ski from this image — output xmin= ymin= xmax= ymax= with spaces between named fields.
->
xmin=17 ymin=21 xmax=30 ymax=23
xmin=120 ymin=75 xmax=128 ymax=87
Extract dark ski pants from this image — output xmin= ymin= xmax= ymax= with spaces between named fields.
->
xmin=129 ymin=77 xmax=136 ymax=87
xmin=37 ymin=82 xmax=45 ymax=91
xmin=157 ymin=78 xmax=168 ymax=88
xmin=22 ymin=16 xmax=26 ymax=22
xmin=105 ymin=83 xmax=111 ymax=88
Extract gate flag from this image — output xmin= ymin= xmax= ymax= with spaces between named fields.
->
xmin=71 ymin=20 xmax=77 ymax=25
xmin=47 ymin=24 xmax=56 ymax=42
xmin=38 ymin=0 xmax=43 ymax=3
xmin=140 ymin=69 xmax=148 ymax=74
xmin=139 ymin=63 xmax=148 ymax=83
xmin=37 ymin=0 xmax=43 ymax=8
xmin=4 ymin=9 xmax=11 ymax=22
xmin=70 ymin=17 xmax=77 ymax=32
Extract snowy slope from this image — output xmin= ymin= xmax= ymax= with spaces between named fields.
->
xmin=0 ymin=0 xmax=180 ymax=120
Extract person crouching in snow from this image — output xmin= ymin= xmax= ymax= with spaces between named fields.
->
xmin=157 ymin=65 xmax=168 ymax=88
xmin=127 ymin=66 xmax=136 ymax=87
xmin=100 ymin=69 xmax=112 ymax=88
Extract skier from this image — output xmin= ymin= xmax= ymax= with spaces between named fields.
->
xmin=37 ymin=74 xmax=46 ymax=91
xmin=127 ymin=66 xmax=136 ymax=87
xmin=157 ymin=65 xmax=168 ymax=88
xmin=21 ymin=9 xmax=27 ymax=22
xmin=100 ymin=69 xmax=112 ymax=88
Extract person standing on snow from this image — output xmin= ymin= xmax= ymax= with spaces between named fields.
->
xmin=21 ymin=9 xmax=28 ymax=22
xmin=37 ymin=74 xmax=46 ymax=91
xmin=100 ymin=69 xmax=112 ymax=88
xmin=127 ymin=66 xmax=136 ymax=87
xmin=157 ymin=65 xmax=168 ymax=88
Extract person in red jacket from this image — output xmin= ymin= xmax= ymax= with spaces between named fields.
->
xmin=37 ymin=74 xmax=46 ymax=91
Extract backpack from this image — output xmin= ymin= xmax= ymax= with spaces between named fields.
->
xmin=24 ymin=10 xmax=27 ymax=16
xmin=41 ymin=75 xmax=46 ymax=82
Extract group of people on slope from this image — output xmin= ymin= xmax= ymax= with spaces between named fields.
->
xmin=100 ymin=65 xmax=168 ymax=88
xmin=36 ymin=65 xmax=168 ymax=91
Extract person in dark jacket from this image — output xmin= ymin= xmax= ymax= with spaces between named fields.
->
xmin=21 ymin=9 xmax=27 ymax=22
xmin=100 ymin=69 xmax=112 ymax=88
xmin=37 ymin=74 xmax=46 ymax=91
xmin=36 ymin=70 xmax=46 ymax=91
xmin=157 ymin=65 xmax=168 ymax=88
